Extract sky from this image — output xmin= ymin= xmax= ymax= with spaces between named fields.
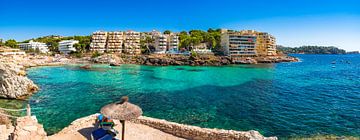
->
xmin=0 ymin=0 xmax=359 ymax=51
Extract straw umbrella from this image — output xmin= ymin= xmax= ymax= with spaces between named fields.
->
xmin=100 ymin=96 xmax=142 ymax=140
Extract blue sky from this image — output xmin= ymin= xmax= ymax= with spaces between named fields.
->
xmin=0 ymin=0 xmax=359 ymax=51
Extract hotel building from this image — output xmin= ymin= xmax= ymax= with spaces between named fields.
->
xmin=153 ymin=33 xmax=180 ymax=54
xmin=107 ymin=32 xmax=124 ymax=53
xmin=58 ymin=40 xmax=79 ymax=54
xmin=168 ymin=33 xmax=179 ymax=53
xmin=18 ymin=40 xmax=49 ymax=53
xmin=154 ymin=34 xmax=168 ymax=53
xmin=90 ymin=31 xmax=108 ymax=53
xmin=124 ymin=31 xmax=141 ymax=54
xmin=221 ymin=29 xmax=277 ymax=58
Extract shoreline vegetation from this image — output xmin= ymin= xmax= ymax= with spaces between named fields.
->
xmin=277 ymin=45 xmax=356 ymax=55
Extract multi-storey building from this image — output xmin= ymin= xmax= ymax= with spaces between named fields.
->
xmin=107 ymin=32 xmax=124 ymax=53
xmin=58 ymin=40 xmax=79 ymax=54
xmin=18 ymin=40 xmax=49 ymax=53
xmin=259 ymin=32 xmax=276 ymax=56
xmin=221 ymin=29 xmax=277 ymax=58
xmin=154 ymin=34 xmax=167 ymax=53
xmin=90 ymin=31 xmax=107 ymax=53
xmin=124 ymin=31 xmax=141 ymax=54
xmin=152 ymin=33 xmax=180 ymax=54
xmin=167 ymin=33 xmax=179 ymax=53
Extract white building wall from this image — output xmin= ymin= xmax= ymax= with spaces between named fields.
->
xmin=59 ymin=40 xmax=79 ymax=54
xmin=18 ymin=40 xmax=49 ymax=53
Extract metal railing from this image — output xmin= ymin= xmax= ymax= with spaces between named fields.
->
xmin=0 ymin=104 xmax=32 ymax=118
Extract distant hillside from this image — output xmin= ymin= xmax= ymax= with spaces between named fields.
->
xmin=277 ymin=45 xmax=346 ymax=54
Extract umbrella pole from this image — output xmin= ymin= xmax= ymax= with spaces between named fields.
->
xmin=121 ymin=120 xmax=125 ymax=140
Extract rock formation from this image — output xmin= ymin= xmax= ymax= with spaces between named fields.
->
xmin=12 ymin=116 xmax=47 ymax=140
xmin=0 ymin=63 xmax=38 ymax=99
xmin=92 ymin=54 xmax=124 ymax=64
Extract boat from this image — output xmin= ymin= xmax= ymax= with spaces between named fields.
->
xmin=332 ymin=66 xmax=336 ymax=68
xmin=331 ymin=61 xmax=336 ymax=64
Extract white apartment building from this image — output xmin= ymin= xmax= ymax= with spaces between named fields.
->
xmin=168 ymin=34 xmax=179 ymax=53
xmin=18 ymin=40 xmax=49 ymax=53
xmin=58 ymin=40 xmax=79 ymax=54
xmin=90 ymin=31 xmax=108 ymax=53
xmin=152 ymin=33 xmax=179 ymax=54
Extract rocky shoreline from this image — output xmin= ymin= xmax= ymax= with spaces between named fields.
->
xmin=90 ymin=54 xmax=298 ymax=66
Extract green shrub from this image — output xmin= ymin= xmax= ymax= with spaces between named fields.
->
xmin=91 ymin=51 xmax=101 ymax=58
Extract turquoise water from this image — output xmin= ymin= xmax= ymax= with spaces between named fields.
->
xmin=11 ymin=54 xmax=360 ymax=138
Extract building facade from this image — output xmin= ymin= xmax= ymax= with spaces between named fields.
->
xmin=167 ymin=34 xmax=179 ymax=53
xmin=18 ymin=40 xmax=49 ymax=53
xmin=90 ymin=31 xmax=108 ymax=53
xmin=124 ymin=31 xmax=141 ymax=54
xmin=58 ymin=40 xmax=79 ymax=54
xmin=107 ymin=32 xmax=124 ymax=53
xmin=221 ymin=29 xmax=277 ymax=58
xmin=154 ymin=34 xmax=168 ymax=53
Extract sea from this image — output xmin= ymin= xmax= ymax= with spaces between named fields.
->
xmin=1 ymin=54 xmax=359 ymax=139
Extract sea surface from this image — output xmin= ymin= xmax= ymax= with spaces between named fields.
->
xmin=2 ymin=54 xmax=359 ymax=138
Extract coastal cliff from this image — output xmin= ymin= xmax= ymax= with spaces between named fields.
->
xmin=0 ymin=63 xmax=38 ymax=99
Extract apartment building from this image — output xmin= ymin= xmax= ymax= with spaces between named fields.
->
xmin=152 ymin=33 xmax=180 ymax=54
xmin=154 ymin=34 xmax=167 ymax=53
xmin=258 ymin=32 xmax=276 ymax=56
xmin=221 ymin=29 xmax=277 ymax=58
xmin=58 ymin=40 xmax=79 ymax=54
xmin=18 ymin=40 xmax=49 ymax=53
xmin=90 ymin=31 xmax=108 ymax=53
xmin=168 ymin=33 xmax=179 ymax=53
xmin=124 ymin=31 xmax=141 ymax=54
xmin=107 ymin=32 xmax=124 ymax=53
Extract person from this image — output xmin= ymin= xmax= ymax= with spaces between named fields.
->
xmin=96 ymin=114 xmax=115 ymax=129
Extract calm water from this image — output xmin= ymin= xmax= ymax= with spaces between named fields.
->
xmin=5 ymin=54 xmax=360 ymax=138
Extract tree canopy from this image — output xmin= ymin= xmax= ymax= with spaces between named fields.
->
xmin=163 ymin=30 xmax=171 ymax=35
xmin=277 ymin=45 xmax=346 ymax=54
xmin=178 ymin=28 xmax=221 ymax=51
xmin=5 ymin=39 xmax=18 ymax=48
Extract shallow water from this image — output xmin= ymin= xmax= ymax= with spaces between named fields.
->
xmin=3 ymin=54 xmax=359 ymax=138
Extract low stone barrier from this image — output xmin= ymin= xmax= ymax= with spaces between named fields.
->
xmin=132 ymin=116 xmax=277 ymax=140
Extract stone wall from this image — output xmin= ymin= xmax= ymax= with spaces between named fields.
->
xmin=132 ymin=116 xmax=277 ymax=140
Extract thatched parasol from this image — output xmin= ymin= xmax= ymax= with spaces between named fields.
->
xmin=100 ymin=96 xmax=142 ymax=140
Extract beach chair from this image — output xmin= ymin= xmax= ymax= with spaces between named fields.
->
xmin=91 ymin=128 xmax=118 ymax=140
